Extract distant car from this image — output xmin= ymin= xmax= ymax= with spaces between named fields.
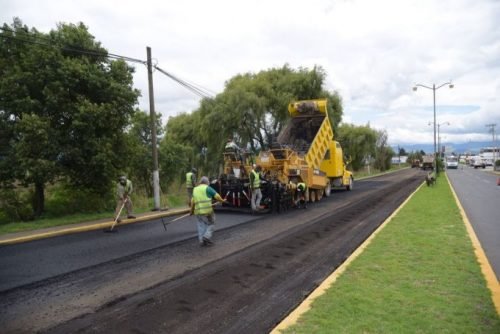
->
xmin=473 ymin=158 xmax=486 ymax=169
xmin=445 ymin=156 xmax=458 ymax=169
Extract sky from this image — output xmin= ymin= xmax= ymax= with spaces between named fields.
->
xmin=2 ymin=0 xmax=500 ymax=148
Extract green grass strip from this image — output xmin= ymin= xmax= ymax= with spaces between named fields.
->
xmin=0 ymin=193 xmax=186 ymax=235
xmin=282 ymin=175 xmax=500 ymax=333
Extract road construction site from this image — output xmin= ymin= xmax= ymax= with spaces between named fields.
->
xmin=0 ymin=168 xmax=423 ymax=333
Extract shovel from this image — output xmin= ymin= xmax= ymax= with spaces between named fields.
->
xmin=161 ymin=202 xmax=226 ymax=231
xmin=161 ymin=212 xmax=191 ymax=231
xmin=104 ymin=198 xmax=128 ymax=233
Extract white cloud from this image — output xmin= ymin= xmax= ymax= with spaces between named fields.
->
xmin=2 ymin=0 xmax=499 ymax=147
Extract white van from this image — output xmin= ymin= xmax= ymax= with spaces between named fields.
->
xmin=445 ymin=156 xmax=458 ymax=169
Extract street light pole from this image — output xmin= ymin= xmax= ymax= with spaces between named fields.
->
xmin=438 ymin=122 xmax=450 ymax=159
xmin=485 ymin=123 xmax=497 ymax=166
xmin=413 ymin=81 xmax=454 ymax=173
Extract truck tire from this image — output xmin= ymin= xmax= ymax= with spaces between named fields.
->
xmin=346 ymin=177 xmax=353 ymax=191
xmin=324 ymin=182 xmax=331 ymax=197
xmin=309 ymin=189 xmax=316 ymax=203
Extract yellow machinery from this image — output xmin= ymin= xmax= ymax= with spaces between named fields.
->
xmin=257 ymin=99 xmax=353 ymax=204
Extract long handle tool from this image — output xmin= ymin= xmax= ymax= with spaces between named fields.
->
xmin=161 ymin=213 xmax=191 ymax=231
xmin=104 ymin=198 xmax=127 ymax=233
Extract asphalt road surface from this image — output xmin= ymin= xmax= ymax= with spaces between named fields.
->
xmin=447 ymin=166 xmax=500 ymax=280
xmin=0 ymin=168 xmax=424 ymax=333
xmin=0 ymin=212 xmax=257 ymax=292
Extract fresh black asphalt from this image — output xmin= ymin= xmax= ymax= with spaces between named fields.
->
xmin=0 ymin=212 xmax=257 ymax=292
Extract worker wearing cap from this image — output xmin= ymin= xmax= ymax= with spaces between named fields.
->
xmin=295 ymin=182 xmax=308 ymax=209
xmin=186 ymin=168 xmax=197 ymax=205
xmin=225 ymin=137 xmax=242 ymax=161
xmin=250 ymin=165 xmax=263 ymax=212
xmin=190 ymin=176 xmax=226 ymax=246
xmin=225 ymin=137 xmax=240 ymax=151
xmin=115 ymin=176 xmax=135 ymax=223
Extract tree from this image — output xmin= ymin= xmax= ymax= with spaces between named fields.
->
xmin=124 ymin=110 xmax=163 ymax=196
xmin=166 ymin=65 xmax=343 ymax=177
xmin=158 ymin=138 xmax=192 ymax=187
xmin=0 ymin=19 xmax=139 ymax=216
xmin=337 ymin=123 xmax=378 ymax=171
xmin=373 ymin=130 xmax=394 ymax=171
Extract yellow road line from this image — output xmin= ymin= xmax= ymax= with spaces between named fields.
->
xmin=0 ymin=209 xmax=190 ymax=246
xmin=271 ymin=181 xmax=425 ymax=333
xmin=445 ymin=173 xmax=500 ymax=315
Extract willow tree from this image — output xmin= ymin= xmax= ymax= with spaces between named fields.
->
xmin=164 ymin=65 xmax=343 ymax=176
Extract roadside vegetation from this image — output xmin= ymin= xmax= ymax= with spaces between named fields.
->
xmin=0 ymin=185 xmax=185 ymax=235
xmin=281 ymin=173 xmax=500 ymax=333
xmin=1 ymin=18 xmax=396 ymax=227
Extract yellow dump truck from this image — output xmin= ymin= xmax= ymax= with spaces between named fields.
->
xmin=213 ymin=98 xmax=352 ymax=213
xmin=257 ymin=98 xmax=353 ymax=204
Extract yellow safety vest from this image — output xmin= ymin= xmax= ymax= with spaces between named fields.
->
xmin=251 ymin=170 xmax=260 ymax=189
xmin=193 ymin=184 xmax=213 ymax=215
xmin=186 ymin=172 xmax=194 ymax=188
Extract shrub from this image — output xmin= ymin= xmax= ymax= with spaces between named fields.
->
xmin=0 ymin=188 xmax=34 ymax=223
xmin=44 ymin=183 xmax=114 ymax=217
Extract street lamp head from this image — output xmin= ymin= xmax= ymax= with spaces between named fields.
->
xmin=412 ymin=86 xmax=418 ymax=91
xmin=449 ymin=83 xmax=454 ymax=89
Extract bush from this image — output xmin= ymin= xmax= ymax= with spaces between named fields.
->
xmin=0 ymin=188 xmax=34 ymax=223
xmin=44 ymin=183 xmax=114 ymax=217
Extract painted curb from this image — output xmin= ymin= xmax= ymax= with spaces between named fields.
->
xmin=270 ymin=181 xmax=426 ymax=333
xmin=0 ymin=209 xmax=190 ymax=246
xmin=445 ymin=173 xmax=500 ymax=315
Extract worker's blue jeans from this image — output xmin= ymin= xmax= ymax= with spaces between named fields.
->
xmin=251 ymin=188 xmax=262 ymax=211
xmin=196 ymin=213 xmax=215 ymax=242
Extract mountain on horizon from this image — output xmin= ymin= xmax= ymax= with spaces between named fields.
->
xmin=393 ymin=141 xmax=497 ymax=155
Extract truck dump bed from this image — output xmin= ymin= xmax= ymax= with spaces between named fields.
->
xmin=277 ymin=100 xmax=333 ymax=169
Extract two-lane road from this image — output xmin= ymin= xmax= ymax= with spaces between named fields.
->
xmin=447 ymin=167 xmax=500 ymax=280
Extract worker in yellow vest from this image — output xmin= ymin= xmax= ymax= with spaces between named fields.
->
xmin=115 ymin=176 xmax=136 ymax=223
xmin=190 ymin=176 xmax=227 ymax=246
xmin=186 ymin=168 xmax=197 ymax=206
xmin=250 ymin=165 xmax=263 ymax=212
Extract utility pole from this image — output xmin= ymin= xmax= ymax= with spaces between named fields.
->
xmin=147 ymin=47 xmax=160 ymax=210
xmin=486 ymin=123 xmax=497 ymax=166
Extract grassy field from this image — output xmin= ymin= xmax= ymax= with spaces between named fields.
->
xmin=280 ymin=174 xmax=500 ymax=333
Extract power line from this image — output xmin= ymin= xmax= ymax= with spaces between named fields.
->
xmin=1 ymin=26 xmax=215 ymax=99
xmin=154 ymin=65 xmax=214 ymax=99
xmin=0 ymin=27 xmax=146 ymax=65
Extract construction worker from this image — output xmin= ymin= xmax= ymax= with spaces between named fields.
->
xmin=186 ymin=168 xmax=197 ymax=206
xmin=250 ymin=164 xmax=263 ymax=212
xmin=225 ymin=137 xmax=242 ymax=161
xmin=295 ymin=182 xmax=308 ymax=209
xmin=225 ymin=137 xmax=240 ymax=151
xmin=115 ymin=176 xmax=135 ymax=223
xmin=190 ymin=176 xmax=226 ymax=246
